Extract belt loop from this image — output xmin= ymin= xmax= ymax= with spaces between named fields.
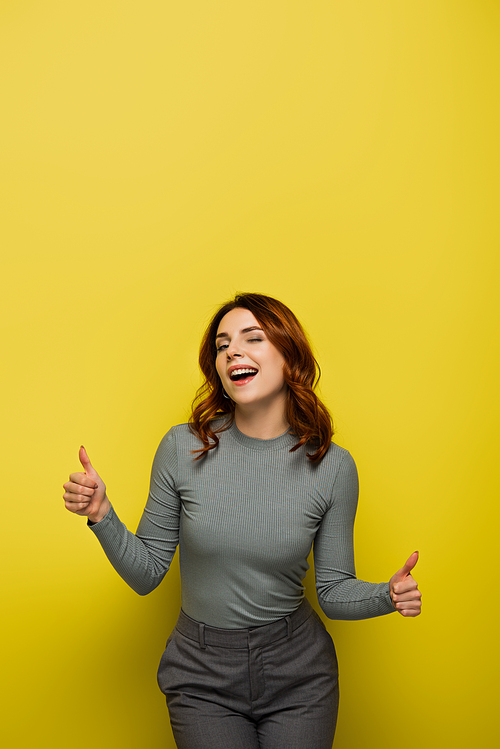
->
xmin=285 ymin=615 xmax=292 ymax=639
xmin=199 ymin=622 xmax=206 ymax=649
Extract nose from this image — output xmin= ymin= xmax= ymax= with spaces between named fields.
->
xmin=226 ymin=342 xmax=242 ymax=359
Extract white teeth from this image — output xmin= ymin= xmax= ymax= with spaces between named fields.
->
xmin=230 ymin=368 xmax=257 ymax=377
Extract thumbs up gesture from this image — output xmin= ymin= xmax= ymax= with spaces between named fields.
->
xmin=389 ymin=551 xmax=422 ymax=617
xmin=63 ymin=446 xmax=110 ymax=523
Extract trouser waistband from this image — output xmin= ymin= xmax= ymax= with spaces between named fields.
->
xmin=175 ymin=597 xmax=314 ymax=650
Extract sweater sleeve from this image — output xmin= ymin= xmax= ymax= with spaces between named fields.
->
xmin=88 ymin=429 xmax=180 ymax=595
xmin=313 ymin=451 xmax=395 ymax=620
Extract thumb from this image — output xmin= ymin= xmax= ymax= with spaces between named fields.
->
xmin=394 ymin=551 xmax=419 ymax=581
xmin=79 ymin=445 xmax=96 ymax=477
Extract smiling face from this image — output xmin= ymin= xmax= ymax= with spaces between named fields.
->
xmin=215 ymin=307 xmax=287 ymax=414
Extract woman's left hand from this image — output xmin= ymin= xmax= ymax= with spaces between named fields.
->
xmin=389 ymin=551 xmax=422 ymax=617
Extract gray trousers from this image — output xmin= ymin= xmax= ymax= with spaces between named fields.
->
xmin=157 ymin=598 xmax=339 ymax=749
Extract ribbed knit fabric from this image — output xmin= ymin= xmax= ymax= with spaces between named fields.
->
xmin=90 ymin=421 xmax=395 ymax=628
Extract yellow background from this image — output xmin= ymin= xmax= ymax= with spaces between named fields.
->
xmin=1 ymin=1 xmax=499 ymax=746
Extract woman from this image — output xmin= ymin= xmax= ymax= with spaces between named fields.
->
xmin=63 ymin=292 xmax=421 ymax=749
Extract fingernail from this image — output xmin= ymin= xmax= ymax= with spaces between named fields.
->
xmin=94 ymin=483 xmax=98 ymax=489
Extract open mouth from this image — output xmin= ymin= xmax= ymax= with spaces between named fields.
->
xmin=229 ymin=367 xmax=258 ymax=382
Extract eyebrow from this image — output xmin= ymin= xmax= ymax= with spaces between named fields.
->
xmin=215 ymin=326 xmax=264 ymax=340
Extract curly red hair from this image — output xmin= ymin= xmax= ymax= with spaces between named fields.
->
xmin=189 ymin=293 xmax=334 ymax=462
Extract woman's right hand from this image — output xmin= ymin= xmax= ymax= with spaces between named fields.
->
xmin=63 ymin=446 xmax=110 ymax=523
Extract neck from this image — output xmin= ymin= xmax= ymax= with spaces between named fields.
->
xmin=234 ymin=401 xmax=289 ymax=440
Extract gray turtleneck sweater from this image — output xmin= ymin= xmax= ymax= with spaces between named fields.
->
xmin=90 ymin=421 xmax=395 ymax=628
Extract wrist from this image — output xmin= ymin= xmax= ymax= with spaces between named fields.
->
xmin=88 ymin=497 xmax=111 ymax=524
xmin=388 ymin=582 xmax=397 ymax=609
